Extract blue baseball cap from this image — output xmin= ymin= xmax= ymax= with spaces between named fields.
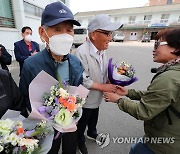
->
xmin=41 ymin=2 xmax=81 ymax=26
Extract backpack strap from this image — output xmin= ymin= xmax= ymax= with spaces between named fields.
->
xmin=169 ymin=105 xmax=180 ymax=118
xmin=165 ymin=108 xmax=172 ymax=125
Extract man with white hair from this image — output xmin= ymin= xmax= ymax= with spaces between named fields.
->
xmin=19 ymin=2 xmax=84 ymax=154
xmin=75 ymin=14 xmax=123 ymax=154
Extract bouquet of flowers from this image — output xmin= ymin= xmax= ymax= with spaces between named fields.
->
xmin=0 ymin=110 xmax=54 ymax=154
xmin=29 ymin=71 xmax=89 ymax=132
xmin=38 ymin=83 xmax=85 ymax=128
xmin=108 ymin=58 xmax=138 ymax=86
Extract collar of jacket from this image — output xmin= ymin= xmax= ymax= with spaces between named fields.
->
xmin=87 ymin=39 xmax=105 ymax=60
xmin=43 ymin=48 xmax=83 ymax=86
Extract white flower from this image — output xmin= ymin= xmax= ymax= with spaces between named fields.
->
xmin=39 ymin=120 xmax=46 ymax=127
xmin=54 ymin=108 xmax=73 ymax=126
xmin=19 ymin=138 xmax=39 ymax=153
xmin=55 ymin=90 xmax=60 ymax=96
xmin=3 ymin=134 xmax=11 ymax=144
xmin=59 ymin=88 xmax=69 ymax=98
xmin=0 ymin=145 xmax=4 ymax=152
xmin=50 ymin=85 xmax=55 ymax=91
xmin=49 ymin=96 xmax=54 ymax=101
xmin=15 ymin=121 xmax=23 ymax=128
xmin=9 ymin=133 xmax=19 ymax=146
xmin=0 ymin=119 xmax=14 ymax=135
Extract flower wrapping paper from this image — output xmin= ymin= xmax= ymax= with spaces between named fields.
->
xmin=108 ymin=58 xmax=138 ymax=86
xmin=1 ymin=110 xmax=54 ymax=154
xmin=29 ymin=71 xmax=89 ymax=133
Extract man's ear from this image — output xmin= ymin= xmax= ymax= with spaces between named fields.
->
xmin=89 ymin=32 xmax=96 ymax=41
xmin=39 ymin=26 xmax=45 ymax=43
xmin=21 ymin=33 xmax=24 ymax=38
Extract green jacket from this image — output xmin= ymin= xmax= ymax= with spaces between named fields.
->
xmin=118 ymin=63 xmax=180 ymax=154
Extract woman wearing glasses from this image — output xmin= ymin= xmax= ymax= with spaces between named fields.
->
xmin=104 ymin=28 xmax=180 ymax=154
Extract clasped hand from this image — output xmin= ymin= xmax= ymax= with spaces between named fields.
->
xmin=103 ymin=86 xmax=128 ymax=103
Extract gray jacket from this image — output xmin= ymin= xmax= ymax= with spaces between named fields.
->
xmin=75 ymin=40 xmax=108 ymax=108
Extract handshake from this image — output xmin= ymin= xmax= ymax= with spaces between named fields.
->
xmin=102 ymin=84 xmax=128 ymax=103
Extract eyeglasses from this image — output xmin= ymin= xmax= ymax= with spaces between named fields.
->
xmin=154 ymin=41 xmax=168 ymax=50
xmin=95 ymin=30 xmax=113 ymax=37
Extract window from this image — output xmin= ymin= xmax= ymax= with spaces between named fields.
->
xmin=0 ymin=0 xmax=15 ymax=28
xmin=74 ymin=28 xmax=87 ymax=34
xmin=160 ymin=14 xmax=169 ymax=23
xmin=167 ymin=0 xmax=172 ymax=4
xmin=114 ymin=17 xmax=121 ymax=22
xmin=143 ymin=15 xmax=152 ymax=24
xmin=128 ymin=16 xmax=136 ymax=24
xmin=23 ymin=1 xmax=43 ymax=17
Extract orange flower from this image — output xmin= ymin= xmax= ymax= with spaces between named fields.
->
xmin=16 ymin=127 xmax=25 ymax=135
xmin=58 ymin=95 xmax=77 ymax=112
xmin=119 ymin=66 xmax=123 ymax=70
xmin=67 ymin=96 xmax=77 ymax=112
xmin=118 ymin=70 xmax=125 ymax=74
xmin=59 ymin=97 xmax=69 ymax=107
xmin=68 ymin=96 xmax=76 ymax=103
xmin=67 ymin=102 xmax=77 ymax=112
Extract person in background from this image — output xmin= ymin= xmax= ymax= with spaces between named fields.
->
xmin=14 ymin=26 xmax=40 ymax=75
xmin=104 ymin=28 xmax=180 ymax=154
xmin=0 ymin=69 xmax=24 ymax=118
xmin=0 ymin=44 xmax=12 ymax=71
xmin=75 ymin=14 xmax=123 ymax=154
xmin=19 ymin=2 xmax=83 ymax=154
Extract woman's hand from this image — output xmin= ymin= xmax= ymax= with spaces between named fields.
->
xmin=103 ymin=92 xmax=121 ymax=103
xmin=116 ymin=86 xmax=128 ymax=96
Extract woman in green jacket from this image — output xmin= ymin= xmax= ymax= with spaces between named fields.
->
xmin=104 ymin=28 xmax=180 ymax=154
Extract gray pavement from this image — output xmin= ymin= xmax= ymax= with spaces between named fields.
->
xmin=9 ymin=41 xmax=159 ymax=154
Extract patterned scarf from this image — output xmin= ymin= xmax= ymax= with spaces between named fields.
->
xmin=157 ymin=57 xmax=180 ymax=73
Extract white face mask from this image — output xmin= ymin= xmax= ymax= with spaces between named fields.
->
xmin=43 ymin=30 xmax=74 ymax=55
xmin=25 ymin=34 xmax=33 ymax=42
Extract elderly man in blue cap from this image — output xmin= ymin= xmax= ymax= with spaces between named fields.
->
xmin=19 ymin=1 xmax=84 ymax=154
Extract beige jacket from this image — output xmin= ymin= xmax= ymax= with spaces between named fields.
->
xmin=75 ymin=40 xmax=108 ymax=108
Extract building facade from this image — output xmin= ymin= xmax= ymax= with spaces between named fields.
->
xmin=0 ymin=0 xmax=69 ymax=58
xmin=74 ymin=3 xmax=180 ymax=41
xmin=149 ymin=0 xmax=180 ymax=6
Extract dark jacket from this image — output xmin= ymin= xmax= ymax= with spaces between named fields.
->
xmin=0 ymin=44 xmax=12 ymax=71
xmin=14 ymin=39 xmax=40 ymax=73
xmin=0 ymin=69 xmax=24 ymax=118
xmin=19 ymin=48 xmax=84 ymax=112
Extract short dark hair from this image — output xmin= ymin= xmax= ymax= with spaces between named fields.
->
xmin=156 ymin=28 xmax=180 ymax=56
xmin=21 ymin=26 xmax=32 ymax=33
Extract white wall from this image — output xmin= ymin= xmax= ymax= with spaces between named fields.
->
xmin=0 ymin=28 xmax=20 ymax=59
xmin=24 ymin=0 xmax=65 ymax=8
xmin=24 ymin=14 xmax=42 ymax=44
xmin=0 ymin=0 xmax=69 ymax=53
